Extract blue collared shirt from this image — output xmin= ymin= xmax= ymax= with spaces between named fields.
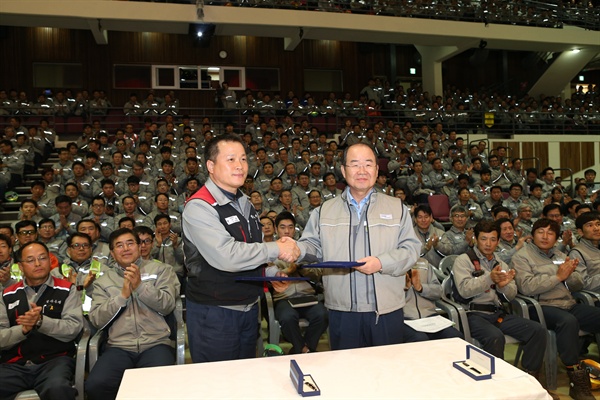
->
xmin=346 ymin=188 xmax=375 ymax=219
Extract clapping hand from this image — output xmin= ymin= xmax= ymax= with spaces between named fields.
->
xmin=490 ymin=266 xmax=516 ymax=288
xmin=17 ymin=303 xmax=42 ymax=334
xmin=556 ymin=257 xmax=578 ymax=282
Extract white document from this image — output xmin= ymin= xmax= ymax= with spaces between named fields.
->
xmin=404 ymin=315 xmax=455 ymax=333
xmin=82 ymin=295 xmax=93 ymax=313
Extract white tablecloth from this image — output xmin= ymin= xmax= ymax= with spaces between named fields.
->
xmin=116 ymin=338 xmax=550 ymax=400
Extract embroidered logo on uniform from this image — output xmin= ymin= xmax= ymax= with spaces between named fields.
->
xmin=380 ymin=214 xmax=392 ymax=220
xmin=225 ymin=216 xmax=240 ymax=225
xmin=8 ymin=300 xmax=19 ymax=309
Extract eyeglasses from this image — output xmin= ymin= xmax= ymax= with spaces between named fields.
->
xmin=18 ymin=230 xmax=36 ymax=236
xmin=113 ymin=241 xmax=137 ymax=250
xmin=344 ymin=163 xmax=375 ymax=171
xmin=92 ymin=204 xmax=105 ymax=208
xmin=39 ymin=225 xmax=54 ymax=230
xmin=70 ymin=243 xmax=91 ymax=250
xmin=140 ymin=239 xmax=153 ymax=245
xmin=452 ymin=214 xmax=468 ymax=219
xmin=22 ymin=254 xmax=49 ymax=265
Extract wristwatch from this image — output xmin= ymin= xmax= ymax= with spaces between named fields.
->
xmin=35 ymin=314 xmax=43 ymax=329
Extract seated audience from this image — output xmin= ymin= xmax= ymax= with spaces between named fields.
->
xmin=512 ymin=218 xmax=600 ymax=400
xmin=0 ymin=241 xmax=84 ymax=400
xmin=437 ymin=205 xmax=474 ymax=256
xmin=271 ymin=212 xmax=328 ymax=354
xmin=86 ymin=228 xmax=180 ymax=400
xmin=403 ymin=257 xmax=463 ymax=342
xmin=453 ymin=221 xmax=548 ymax=390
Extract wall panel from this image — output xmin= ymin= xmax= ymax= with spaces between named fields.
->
xmin=560 ymin=142 xmax=581 ymax=177
xmin=579 ymin=142 xmax=595 ymax=171
xmin=521 ymin=142 xmax=536 ymax=170
xmin=0 ymin=25 xmax=508 ymax=109
xmin=534 ymin=142 xmax=549 ymax=171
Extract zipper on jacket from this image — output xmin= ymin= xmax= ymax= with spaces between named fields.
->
xmin=364 ymin=203 xmax=380 ymax=324
xmin=347 ymin=201 xmax=355 ymax=309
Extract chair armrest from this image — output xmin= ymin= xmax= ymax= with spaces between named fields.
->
xmin=434 ymin=300 xmax=459 ymax=327
xmin=264 ymin=291 xmax=280 ymax=345
xmin=515 ymin=295 xmax=547 ymax=328
xmin=571 ymin=290 xmax=597 ymax=306
xmin=436 ymin=298 xmax=472 ymax=343
xmin=75 ymin=323 xmax=91 ymax=400
xmin=88 ymin=329 xmax=107 ymax=372
xmin=175 ymin=297 xmax=185 ymax=365
xmin=582 ymin=290 xmax=600 ymax=303
xmin=509 ymin=297 xmax=530 ymax=319
xmin=432 ymin=267 xmax=446 ymax=282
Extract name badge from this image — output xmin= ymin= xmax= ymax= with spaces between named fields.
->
xmin=225 ymin=215 xmax=240 ymax=225
xmin=8 ymin=300 xmax=20 ymax=310
xmin=380 ymin=214 xmax=392 ymax=220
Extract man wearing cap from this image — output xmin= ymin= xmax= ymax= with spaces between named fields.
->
xmin=569 ymin=212 xmax=600 ymax=294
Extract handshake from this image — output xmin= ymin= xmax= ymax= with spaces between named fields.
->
xmin=276 ymin=236 xmax=300 ymax=263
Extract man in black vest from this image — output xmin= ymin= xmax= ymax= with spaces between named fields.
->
xmin=182 ymin=134 xmax=299 ymax=363
xmin=0 ymin=241 xmax=84 ymax=400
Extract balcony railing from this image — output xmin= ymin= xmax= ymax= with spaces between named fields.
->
xmin=2 ymin=108 xmax=599 ymax=138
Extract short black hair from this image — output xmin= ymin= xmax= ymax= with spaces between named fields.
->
xmin=275 ymin=211 xmax=296 ymax=227
xmin=133 ymin=225 xmax=154 ymax=238
xmin=575 ymin=211 xmax=600 ymax=230
xmin=532 ymin=218 xmax=560 ymax=237
xmin=474 ymin=220 xmax=500 ymax=239
xmin=153 ymin=213 xmax=172 ymax=225
xmin=204 ymin=134 xmax=244 ymax=165
xmin=76 ymin=219 xmax=101 ymax=232
xmin=491 ymin=205 xmax=511 ymax=218
xmin=15 ymin=220 xmax=37 ymax=233
xmin=119 ymin=216 xmax=136 ymax=228
xmin=542 ymin=203 xmax=562 ymax=217
xmin=67 ymin=232 xmax=92 ymax=247
xmin=108 ymin=228 xmax=139 ymax=250
xmin=414 ymin=204 xmax=432 ymax=216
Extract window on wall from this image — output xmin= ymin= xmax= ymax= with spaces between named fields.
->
xmin=304 ymin=69 xmax=343 ymax=92
xmin=153 ymin=66 xmax=177 ymax=89
xmin=114 ymin=65 xmax=152 ymax=89
xmin=180 ymin=67 xmax=200 ymax=89
xmin=147 ymin=65 xmax=245 ymax=90
xmin=33 ymin=63 xmax=83 ymax=88
xmin=246 ymin=68 xmax=280 ymax=91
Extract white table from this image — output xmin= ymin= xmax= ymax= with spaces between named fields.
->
xmin=116 ymin=338 xmax=550 ymax=399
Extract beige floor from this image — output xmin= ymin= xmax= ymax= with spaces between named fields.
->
xmin=184 ymin=323 xmax=600 ymax=400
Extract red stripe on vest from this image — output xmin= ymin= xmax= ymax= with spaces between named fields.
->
xmin=52 ymin=276 xmax=73 ymax=290
xmin=185 ymin=185 xmax=216 ymax=207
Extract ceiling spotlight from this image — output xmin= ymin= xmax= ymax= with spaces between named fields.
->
xmin=197 ymin=31 xmax=203 ymax=38
xmin=572 ymin=48 xmax=580 ymax=53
